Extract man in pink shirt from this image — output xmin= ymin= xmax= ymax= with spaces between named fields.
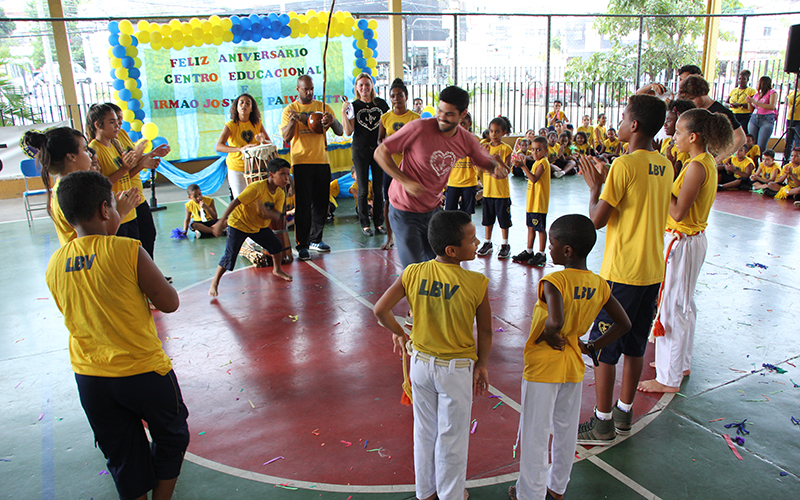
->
xmin=374 ymin=86 xmax=508 ymax=268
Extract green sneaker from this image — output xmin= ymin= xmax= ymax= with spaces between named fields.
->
xmin=613 ymin=403 xmax=632 ymax=435
xmin=577 ymin=414 xmax=617 ymax=445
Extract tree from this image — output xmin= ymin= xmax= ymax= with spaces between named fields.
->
xmin=24 ymin=0 xmax=85 ymax=70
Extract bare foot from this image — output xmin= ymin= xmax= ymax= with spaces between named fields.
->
xmin=683 ymin=369 xmax=691 ymax=376
xmin=649 ymin=361 xmax=656 ymax=368
xmin=464 ymin=490 xmax=469 ymax=500
xmin=208 ymin=283 xmax=219 ymax=297
xmin=380 ymin=239 xmax=394 ymax=250
xmin=547 ymin=489 xmax=564 ymax=500
xmin=273 ymin=269 xmax=293 ymax=282
xmin=637 ymin=379 xmax=680 ymax=393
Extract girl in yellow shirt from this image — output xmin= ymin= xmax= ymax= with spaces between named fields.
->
xmin=638 ymin=108 xmax=734 ymax=393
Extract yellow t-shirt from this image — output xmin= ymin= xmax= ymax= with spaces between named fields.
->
xmin=729 ymin=156 xmax=755 ymax=178
xmin=381 ymin=109 xmax=420 ymax=166
xmin=758 ymin=162 xmax=779 ymax=180
xmin=227 ymin=179 xmax=286 ymax=233
xmin=786 ymin=91 xmax=800 ymax=121
xmin=117 ymin=130 xmax=145 ymax=201
xmin=577 ymin=125 xmax=594 ymax=144
xmin=599 ymin=149 xmax=673 ymax=286
xmin=225 ymin=120 xmax=261 ymax=172
xmin=403 ymin=260 xmax=489 ymax=361
xmin=593 ymin=125 xmax=607 ymax=145
xmin=524 ymin=269 xmax=611 ymax=384
xmin=50 ymin=178 xmax=77 ymax=246
xmin=185 ymin=196 xmax=215 ymax=222
xmin=281 ymin=101 xmax=334 ymax=165
xmin=784 ymin=164 xmax=800 ymax=189
xmin=729 ymin=87 xmax=756 ymax=114
xmin=90 ymin=139 xmax=136 ymax=225
xmin=45 ymin=235 xmax=172 ymax=377
xmin=604 ymin=138 xmax=621 ymax=153
xmin=574 ymin=143 xmax=591 ymax=155
xmin=746 ymin=145 xmax=761 ymax=167
xmin=526 ymin=158 xmax=550 ymax=214
xmin=547 ymin=144 xmax=560 ymax=163
xmin=329 ymin=178 xmax=341 ymax=207
xmin=448 ymin=156 xmax=478 ymax=187
xmin=547 ymin=110 xmax=566 ymax=123
xmin=667 ymin=152 xmax=717 ymax=235
xmin=481 ymin=143 xmax=512 ymax=198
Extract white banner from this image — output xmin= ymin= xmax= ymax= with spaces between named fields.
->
xmin=0 ymin=121 xmax=71 ymax=179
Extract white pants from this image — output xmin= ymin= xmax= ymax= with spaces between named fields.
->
xmin=227 ymin=169 xmax=247 ymax=199
xmin=410 ymin=352 xmax=474 ymax=500
xmin=515 ymin=380 xmax=581 ymax=499
xmin=655 ymin=231 xmax=707 ymax=387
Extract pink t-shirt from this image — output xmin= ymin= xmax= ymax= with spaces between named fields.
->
xmin=754 ymin=89 xmax=777 ymax=115
xmin=383 ymin=118 xmax=494 ymax=212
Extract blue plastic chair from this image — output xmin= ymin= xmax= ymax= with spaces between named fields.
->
xmin=20 ymin=158 xmax=49 ymax=226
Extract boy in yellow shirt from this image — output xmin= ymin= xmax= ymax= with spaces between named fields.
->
xmin=446 ymin=115 xmax=481 ymax=213
xmin=208 ymin=158 xmax=293 ymax=295
xmin=45 ymin=171 xmax=188 ymax=500
xmin=719 ymin=144 xmax=755 ymax=190
xmin=181 ymin=184 xmax=219 ymax=238
xmin=513 ymin=136 xmax=551 ymax=266
xmin=576 ymin=94 xmax=672 ymax=445
xmin=751 ymin=149 xmax=780 ymax=191
xmin=374 ymin=210 xmax=492 ymax=500
xmin=510 ymin=214 xmax=630 ymax=500
xmin=476 ymin=116 xmax=514 ymax=259
xmin=745 ymin=133 xmax=761 ymax=168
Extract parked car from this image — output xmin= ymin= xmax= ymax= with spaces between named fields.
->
xmin=521 ymin=82 xmax=583 ymax=106
xmin=34 ymin=63 xmax=92 ymax=86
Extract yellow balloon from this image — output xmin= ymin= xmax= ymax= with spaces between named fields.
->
xmin=133 ymin=57 xmax=141 ymax=68
xmin=334 ymin=11 xmax=345 ymax=22
xmin=356 ymin=39 xmax=367 ymax=50
xmin=160 ymin=25 xmax=172 ymax=37
xmin=126 ymin=46 xmax=137 ymax=57
xmin=318 ymin=12 xmax=328 ymax=23
xmin=150 ymin=32 xmax=162 ymax=44
xmin=362 ymin=48 xmax=372 ymax=58
xmin=124 ymin=78 xmax=137 ymax=90
xmin=122 ymin=109 xmax=135 ymax=122
xmin=290 ymin=31 xmax=299 ymax=39
xmin=136 ymin=139 xmax=153 ymax=154
xmin=189 ymin=18 xmax=201 ymax=28
xmin=298 ymin=14 xmax=307 ymax=23
xmin=368 ymin=19 xmax=378 ymax=30
xmin=331 ymin=26 xmax=343 ymax=38
xmin=366 ymin=57 xmax=377 ymax=67
xmin=299 ymin=23 xmax=309 ymax=35
xmin=151 ymin=41 xmax=161 ymax=50
xmin=345 ymin=17 xmax=355 ymax=28
xmin=308 ymin=17 xmax=319 ymax=28
xmin=222 ymin=31 xmax=234 ymax=42
xmin=209 ymin=15 xmax=221 ymax=26
xmin=161 ymin=37 xmax=173 ymax=49
xmin=211 ymin=25 xmax=222 ymax=37
xmin=110 ymin=58 xmax=122 ymax=69
xmin=136 ymin=30 xmax=150 ymax=44
xmin=171 ymin=31 xmax=183 ymax=43
xmin=130 ymin=120 xmax=143 ymax=132
xmin=149 ymin=22 xmax=160 ymax=32
xmin=306 ymin=10 xmax=317 ymax=17
xmin=192 ymin=27 xmax=203 ymax=40
xmin=130 ymin=88 xmax=142 ymax=100
xmin=213 ymin=37 xmax=222 ymax=46
xmin=221 ymin=18 xmax=232 ymax=30
xmin=289 ymin=19 xmax=300 ymax=30
xmin=343 ymin=25 xmax=353 ymax=37
xmin=169 ymin=19 xmax=181 ymax=31
xmin=141 ymin=122 xmax=159 ymax=141
xmin=173 ymin=40 xmax=184 ymax=51
xmin=137 ymin=20 xmax=149 ymax=32
xmin=107 ymin=47 xmax=115 ymax=58
xmin=352 ymin=68 xmax=361 ymax=77
xmin=116 ymin=100 xmax=127 ymax=111
xmin=288 ymin=12 xmax=298 ymax=19
xmin=119 ymin=20 xmax=134 ymax=35
xmin=202 ymin=32 xmax=214 ymax=45
xmin=118 ymin=34 xmax=132 ymax=47
xmin=181 ymin=23 xmax=193 ymax=36
xmin=201 ymin=21 xmax=212 ymax=33
xmin=115 ymin=68 xmax=128 ymax=80
xmin=354 ymin=30 xmax=363 ymax=40
xmin=112 ymin=90 xmax=120 ymax=101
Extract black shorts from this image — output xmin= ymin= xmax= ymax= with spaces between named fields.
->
xmin=526 ymin=212 xmax=547 ymax=231
xmin=444 ymin=185 xmax=478 ymax=214
xmin=383 ymin=172 xmax=393 ymax=201
xmin=589 ymin=281 xmax=660 ymax=364
xmin=481 ymin=197 xmax=512 ymax=229
xmin=219 ymin=226 xmax=284 ymax=271
xmin=75 ymin=370 xmax=190 ymax=500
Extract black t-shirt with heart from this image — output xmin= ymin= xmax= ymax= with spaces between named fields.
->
xmin=351 ymin=97 xmax=389 ymax=153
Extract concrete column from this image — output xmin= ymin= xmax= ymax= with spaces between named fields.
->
xmin=701 ymin=0 xmax=722 ymax=79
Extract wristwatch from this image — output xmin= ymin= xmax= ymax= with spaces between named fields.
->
xmin=586 ymin=341 xmax=600 ymax=367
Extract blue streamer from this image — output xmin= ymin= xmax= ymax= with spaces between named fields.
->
xmin=139 ymin=157 xmax=228 ymax=195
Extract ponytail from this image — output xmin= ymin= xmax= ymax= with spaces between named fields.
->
xmin=22 ymin=127 xmax=84 ymax=217
xmin=680 ymin=108 xmax=734 ymax=156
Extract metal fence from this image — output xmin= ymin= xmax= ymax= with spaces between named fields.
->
xmin=3 ymin=9 xmax=800 ymax=143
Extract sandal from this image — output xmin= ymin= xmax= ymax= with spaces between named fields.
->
xmin=362 ymin=227 xmax=374 ymax=236
xmin=376 ymin=226 xmax=387 ymax=235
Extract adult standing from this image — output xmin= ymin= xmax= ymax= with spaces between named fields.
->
xmin=726 ymin=70 xmax=756 ymax=131
xmin=746 ymin=76 xmax=779 ymax=153
xmin=679 ymin=75 xmax=746 ymax=159
xmin=342 ymin=73 xmax=389 ymax=236
xmin=784 ymin=86 xmax=800 ymax=153
xmin=216 ymin=93 xmax=270 ymax=199
xmin=281 ymin=75 xmax=343 ymax=261
xmin=374 ymin=86 xmax=506 ymax=270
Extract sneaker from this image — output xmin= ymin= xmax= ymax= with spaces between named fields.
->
xmin=376 ymin=226 xmax=387 ymax=235
xmin=309 ymin=241 xmax=331 ymax=252
xmin=498 ymin=244 xmax=511 ymax=259
xmin=612 ymin=403 xmax=632 ymax=435
xmin=362 ymin=227 xmax=374 ymax=236
xmin=512 ymin=250 xmax=533 ymax=262
xmin=476 ymin=242 xmax=493 ymax=256
xmin=298 ymin=248 xmax=311 ymax=261
xmin=194 ymin=229 xmax=201 ymax=238
xmin=576 ymin=414 xmax=617 ymax=446
xmin=528 ymin=252 xmax=546 ymax=267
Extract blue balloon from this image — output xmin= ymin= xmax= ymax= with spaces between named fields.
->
xmin=251 ymin=32 xmax=262 ymax=42
xmin=356 ymin=58 xmax=367 ymax=69
xmin=278 ymin=14 xmax=290 ymax=25
xmin=151 ymin=136 xmax=168 ymax=149
xmin=271 ymin=20 xmax=282 ymax=32
xmin=251 ymin=21 xmax=261 ymax=32
xmin=371 ymin=49 xmax=378 ymax=59
xmin=121 ymin=121 xmax=131 ymax=132
xmin=270 ymin=30 xmax=280 ymax=40
xmin=355 ymin=49 xmax=363 ymax=58
xmin=119 ymin=89 xmax=132 ymax=101
xmin=233 ymin=33 xmax=242 ymax=44
xmin=241 ymin=18 xmax=252 ymax=30
xmin=230 ymin=15 xmax=240 ymax=25
xmin=108 ymin=21 xmax=120 ymax=34
xmin=363 ymin=67 xmax=372 ymax=76
xmin=421 ymin=111 xmax=433 ymax=118
xmin=231 ymin=24 xmax=243 ymax=36
xmin=110 ymin=69 xmax=118 ymax=80
xmin=352 ymin=40 xmax=359 ymax=49
xmin=121 ymin=57 xmax=134 ymax=69
xmin=367 ymin=39 xmax=378 ymax=49
xmin=112 ymin=79 xmax=125 ymax=90
xmin=127 ymin=99 xmax=141 ymax=111
xmin=129 ymin=131 xmax=142 ymax=142
xmin=131 ymin=37 xmax=138 ymax=47
xmin=108 ymin=34 xmax=119 ymax=46
xmin=128 ymin=68 xmax=140 ymax=79
xmin=134 ymin=109 xmax=145 ymax=120
xmin=242 ymin=30 xmax=253 ymax=41
xmin=112 ymin=45 xmax=126 ymax=58
xmin=357 ymin=19 xmax=368 ymax=30
xmin=363 ymin=29 xmax=374 ymax=39
xmin=249 ymin=13 xmax=260 ymax=23
xmin=280 ymin=25 xmax=291 ymax=37
xmin=268 ymin=13 xmax=278 ymax=22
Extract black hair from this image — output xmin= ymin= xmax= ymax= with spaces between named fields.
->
xmin=550 ymin=214 xmax=597 ymax=258
xmin=267 ymin=157 xmax=291 ymax=173
xmin=746 ymin=133 xmax=755 ymax=140
xmin=554 ymin=100 xmax=562 ymax=105
xmin=85 ymin=103 xmax=115 ymax=140
xmin=57 ymin=170 xmax=113 ymax=226
xmin=489 ymin=115 xmax=511 ymax=134
xmin=481 ymin=129 xmax=490 ymax=140
xmin=23 ymin=127 xmax=86 ymax=216
xmin=554 ymin=119 xmax=563 ymax=124
xmin=763 ymin=149 xmax=775 ymax=158
xmin=187 ymin=184 xmax=200 ymax=194
xmin=532 ymin=136 xmax=548 ymax=148
xmin=678 ymin=64 xmax=703 ymax=76
xmin=679 ymin=108 xmax=734 ymax=156
xmin=230 ymin=93 xmax=261 ymax=125
xmin=439 ymin=86 xmax=470 ymax=113
xmin=679 ymin=75 xmax=710 ymax=99
xmin=669 ymin=99 xmax=696 ymax=116
xmin=626 ymin=94 xmax=667 ymax=137
xmin=428 ymin=210 xmax=472 ymax=257
xmin=107 ymin=102 xmax=122 ymax=114
xmin=608 ymin=127 xmax=617 ymax=133
xmin=390 ymin=78 xmax=408 ymax=98
xmin=413 ymin=97 xmax=423 ymax=103
xmin=575 ymin=131 xmax=588 ymax=143
xmin=558 ymin=131 xmax=572 ymax=144
xmin=739 ymin=69 xmax=751 ymax=78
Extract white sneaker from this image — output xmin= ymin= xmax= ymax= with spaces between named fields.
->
xmin=194 ymin=230 xmax=201 ymax=238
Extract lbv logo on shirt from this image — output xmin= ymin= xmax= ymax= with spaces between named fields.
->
xmin=573 ymin=286 xmax=596 ymax=300
xmin=65 ymin=254 xmax=96 ymax=272
xmin=418 ymin=279 xmax=460 ymax=299
xmin=649 ymin=163 xmax=667 ymax=176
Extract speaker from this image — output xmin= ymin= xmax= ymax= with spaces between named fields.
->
xmin=785 ymin=24 xmax=800 ymax=73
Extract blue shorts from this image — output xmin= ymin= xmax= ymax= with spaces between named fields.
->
xmin=444 ymin=185 xmax=478 ymax=214
xmin=481 ymin=197 xmax=512 ymax=229
xmin=75 ymin=370 xmax=190 ymax=500
xmin=389 ymin=204 xmax=439 ymax=268
xmin=526 ymin=212 xmax=547 ymax=231
xmin=589 ymin=281 xmax=660 ymax=364
xmin=219 ymin=225 xmax=285 ymax=271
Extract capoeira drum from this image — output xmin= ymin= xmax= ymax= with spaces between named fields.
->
xmin=243 ymin=143 xmax=278 ymax=185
